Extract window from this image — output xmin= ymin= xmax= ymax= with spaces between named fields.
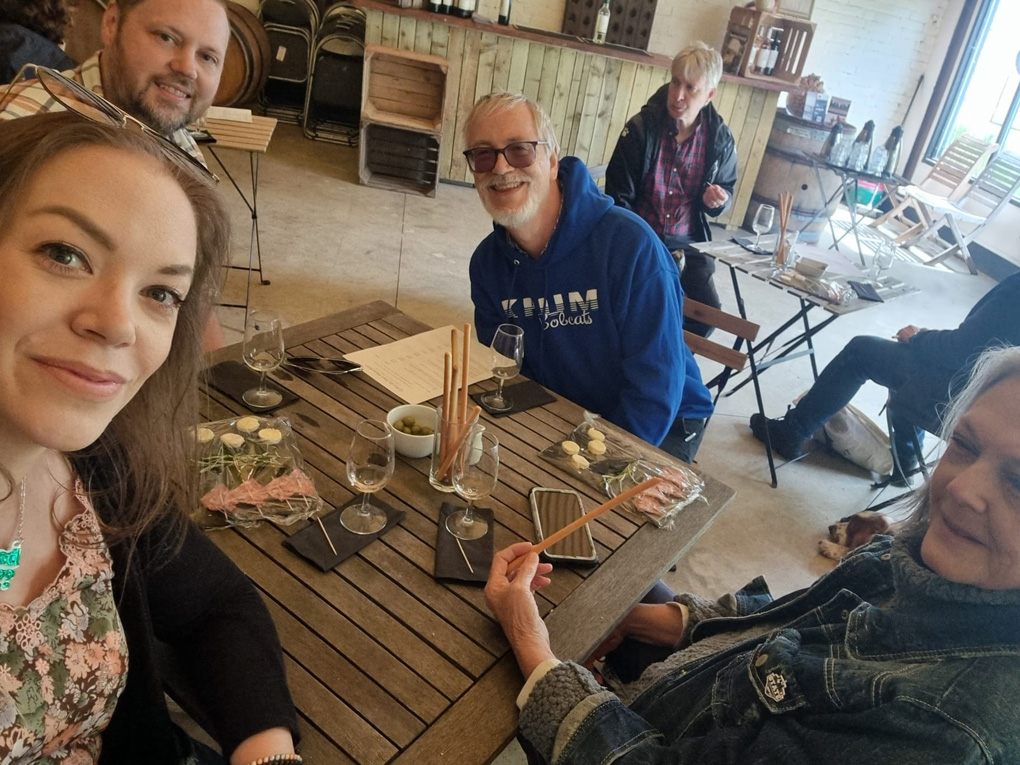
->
xmin=928 ymin=0 xmax=1020 ymax=160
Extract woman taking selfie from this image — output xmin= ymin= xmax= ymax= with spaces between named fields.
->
xmin=0 ymin=112 xmax=299 ymax=763
xmin=488 ymin=345 xmax=1020 ymax=763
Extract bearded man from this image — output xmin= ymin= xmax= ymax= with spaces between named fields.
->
xmin=464 ymin=92 xmax=713 ymax=461
xmin=1 ymin=0 xmax=230 ymax=166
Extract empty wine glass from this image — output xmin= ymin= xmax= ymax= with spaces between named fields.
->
xmin=480 ymin=324 xmax=524 ymax=413
xmin=870 ymin=242 xmax=896 ymax=281
xmin=341 ymin=419 xmax=395 ymax=535
xmin=447 ymin=428 xmax=498 ymax=541
xmin=752 ymin=204 xmax=775 ymax=252
xmin=242 ymin=309 xmax=284 ymax=409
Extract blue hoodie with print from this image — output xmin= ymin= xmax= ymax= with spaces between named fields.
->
xmin=469 ymin=156 xmax=713 ymax=446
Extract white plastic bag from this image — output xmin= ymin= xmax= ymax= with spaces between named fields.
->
xmin=821 ymin=404 xmax=894 ymax=475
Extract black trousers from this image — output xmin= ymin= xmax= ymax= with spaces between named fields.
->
xmin=679 ymin=249 xmax=720 ymax=338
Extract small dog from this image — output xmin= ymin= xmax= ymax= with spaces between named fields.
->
xmin=819 ymin=511 xmax=891 ymax=560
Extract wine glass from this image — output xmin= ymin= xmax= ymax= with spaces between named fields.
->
xmin=752 ymin=204 xmax=775 ymax=252
xmin=870 ymin=242 xmax=896 ymax=281
xmin=341 ymin=419 xmax=395 ymax=535
xmin=242 ymin=309 xmax=284 ymax=409
xmin=480 ymin=324 xmax=524 ymax=413
xmin=447 ymin=428 xmax=498 ymax=541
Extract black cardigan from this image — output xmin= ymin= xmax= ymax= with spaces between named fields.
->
xmin=98 ymin=511 xmax=299 ymax=763
xmin=605 ymin=84 xmax=738 ymax=250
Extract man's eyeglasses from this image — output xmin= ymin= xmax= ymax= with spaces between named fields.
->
xmin=14 ymin=66 xmax=217 ymax=183
xmin=462 ymin=141 xmax=550 ymax=174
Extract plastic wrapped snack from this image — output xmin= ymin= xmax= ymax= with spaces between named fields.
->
xmin=539 ymin=413 xmax=704 ymax=528
xmin=192 ymin=415 xmax=323 ymax=529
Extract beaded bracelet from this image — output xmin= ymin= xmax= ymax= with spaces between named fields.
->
xmin=244 ymin=755 xmax=303 ymax=765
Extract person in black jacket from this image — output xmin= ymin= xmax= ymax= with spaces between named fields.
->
xmin=0 ymin=0 xmax=76 ymax=83
xmin=750 ymin=271 xmax=1020 ymax=476
xmin=606 ymin=42 xmax=738 ymax=337
xmin=0 ymin=113 xmax=300 ymax=764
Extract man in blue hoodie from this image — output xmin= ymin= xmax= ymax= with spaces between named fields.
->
xmin=463 ymin=92 xmax=714 ymax=461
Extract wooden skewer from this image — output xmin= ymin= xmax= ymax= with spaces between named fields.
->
xmin=455 ymin=536 xmax=474 ymax=574
xmin=507 ymin=477 xmax=665 ymax=574
xmin=317 ymin=516 xmax=338 ymax=557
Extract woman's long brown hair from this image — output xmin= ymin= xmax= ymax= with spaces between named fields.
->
xmin=0 ymin=113 xmax=229 ymax=557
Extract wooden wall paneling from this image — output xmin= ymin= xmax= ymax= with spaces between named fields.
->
xmin=475 ymin=32 xmax=498 ymax=103
xmin=590 ymin=57 xmax=622 ymax=166
xmin=721 ymin=86 xmax=765 ymax=227
xmin=565 ymin=53 xmax=591 ymax=151
xmin=365 ymin=9 xmax=383 ymax=45
xmin=714 ymin=80 xmax=738 ymax=124
xmin=413 ymin=19 xmax=433 ymax=54
xmin=573 ymin=54 xmax=605 ymax=163
xmin=438 ymin=26 xmax=465 ymax=177
xmin=450 ymin=30 xmax=482 ymax=182
xmin=397 ymin=15 xmax=416 ymax=50
xmin=507 ymin=38 xmax=530 ymax=94
xmin=491 ymin=36 xmax=514 ymax=92
xmin=725 ymin=85 xmax=754 ymax=157
xmin=536 ymin=45 xmax=562 ymax=113
xmin=549 ymin=48 xmax=577 ymax=146
xmin=522 ymin=43 xmax=546 ymax=102
xmin=601 ymin=60 xmax=637 ymax=166
xmin=380 ymin=12 xmax=399 ymax=47
xmin=429 ymin=22 xmax=449 ymax=58
xmin=625 ymin=63 xmax=651 ymax=122
xmin=725 ymin=89 xmax=779 ymax=228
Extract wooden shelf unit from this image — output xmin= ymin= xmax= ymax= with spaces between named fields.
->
xmin=361 ymin=43 xmax=448 ymax=133
xmin=723 ymin=7 xmax=815 ymax=85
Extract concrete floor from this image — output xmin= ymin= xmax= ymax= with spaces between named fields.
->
xmin=207 ymin=123 xmax=1003 ymax=762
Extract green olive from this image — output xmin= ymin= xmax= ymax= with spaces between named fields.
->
xmin=421 ymin=426 xmax=434 ymax=435
xmin=402 ymin=416 xmax=416 ymax=427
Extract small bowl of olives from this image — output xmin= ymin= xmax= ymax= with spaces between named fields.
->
xmin=386 ymin=404 xmax=438 ymax=459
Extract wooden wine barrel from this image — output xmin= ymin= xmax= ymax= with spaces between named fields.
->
xmin=744 ymin=110 xmax=856 ymax=243
xmin=64 ymin=0 xmax=107 ymax=65
xmin=214 ymin=2 xmax=270 ymax=107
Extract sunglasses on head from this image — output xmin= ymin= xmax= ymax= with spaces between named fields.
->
xmin=462 ymin=140 xmax=550 ymax=174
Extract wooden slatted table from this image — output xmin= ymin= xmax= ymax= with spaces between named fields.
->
xmin=203 ymin=115 xmax=278 ymax=312
xmin=203 ymin=301 xmax=735 ymax=763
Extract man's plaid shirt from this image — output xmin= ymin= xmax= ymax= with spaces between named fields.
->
xmin=0 ymin=53 xmax=207 ymax=166
xmin=635 ymin=115 xmax=707 ymax=242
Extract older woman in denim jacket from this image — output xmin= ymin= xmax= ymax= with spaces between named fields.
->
xmin=486 ymin=345 xmax=1020 ymax=764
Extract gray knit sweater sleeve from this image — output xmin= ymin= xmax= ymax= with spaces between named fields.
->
xmin=519 ymin=661 xmax=606 ymax=761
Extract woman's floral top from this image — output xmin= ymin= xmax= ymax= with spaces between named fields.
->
xmin=0 ymin=489 xmax=128 ymax=763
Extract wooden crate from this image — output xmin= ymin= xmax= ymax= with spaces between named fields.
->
xmin=359 ymin=123 xmax=441 ymax=197
xmin=722 ymin=7 xmax=814 ymax=85
xmin=362 ymin=44 xmax=448 ymax=133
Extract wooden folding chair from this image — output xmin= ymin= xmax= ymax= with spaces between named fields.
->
xmin=870 ymin=135 xmax=997 ymax=243
xmin=896 ymin=150 xmax=1020 ymax=274
xmin=682 ymin=299 xmax=779 ymax=487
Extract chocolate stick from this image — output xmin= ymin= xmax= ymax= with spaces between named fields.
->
xmin=506 ymin=477 xmax=665 ymax=574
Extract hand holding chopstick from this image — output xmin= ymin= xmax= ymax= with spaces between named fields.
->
xmin=506 ymin=477 xmax=664 ymax=574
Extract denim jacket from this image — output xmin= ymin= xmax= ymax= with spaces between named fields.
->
xmin=519 ymin=528 xmax=1020 ymax=764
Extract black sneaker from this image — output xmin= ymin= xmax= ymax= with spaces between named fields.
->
xmin=749 ymin=413 xmax=807 ymax=461
xmin=888 ymin=454 xmax=920 ymax=487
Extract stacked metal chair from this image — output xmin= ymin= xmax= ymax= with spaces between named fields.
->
xmin=259 ymin=0 xmax=319 ymax=123
xmin=302 ymin=3 xmax=366 ymax=146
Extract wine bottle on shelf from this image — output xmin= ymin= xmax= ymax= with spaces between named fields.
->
xmin=498 ymin=0 xmax=511 ymax=25
xmin=440 ymin=0 xmax=452 ymax=13
xmin=763 ymin=29 xmax=781 ymax=76
xmin=453 ymin=0 xmax=473 ymax=17
xmin=428 ymin=0 xmax=442 ymax=11
xmin=594 ymin=0 xmax=611 ymax=44
xmin=748 ymin=25 xmax=765 ymax=74
xmin=754 ymin=31 xmax=771 ymax=74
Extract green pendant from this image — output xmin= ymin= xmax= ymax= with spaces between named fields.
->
xmin=0 ymin=542 xmax=21 ymax=590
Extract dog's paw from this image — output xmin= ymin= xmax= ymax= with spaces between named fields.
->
xmin=818 ymin=540 xmax=849 ymax=560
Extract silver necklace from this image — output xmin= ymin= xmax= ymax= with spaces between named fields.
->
xmin=0 ymin=479 xmax=25 ymax=590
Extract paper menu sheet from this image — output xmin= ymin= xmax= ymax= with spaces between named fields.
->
xmin=343 ymin=326 xmax=499 ymax=405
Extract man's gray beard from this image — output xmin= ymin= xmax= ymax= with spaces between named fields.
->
xmin=484 ymin=183 xmax=544 ymax=230
xmin=124 ymin=93 xmax=193 ymax=135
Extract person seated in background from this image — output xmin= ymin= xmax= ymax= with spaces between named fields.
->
xmin=464 ymin=91 xmax=713 ymax=462
xmin=487 ymin=345 xmax=1020 ymax=763
xmin=1 ymin=0 xmax=229 ymax=167
xmin=750 ymin=270 xmax=1020 ymax=478
xmin=0 ymin=112 xmax=300 ymax=763
xmin=606 ymin=42 xmax=738 ymax=337
xmin=0 ymin=0 xmax=76 ymax=82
